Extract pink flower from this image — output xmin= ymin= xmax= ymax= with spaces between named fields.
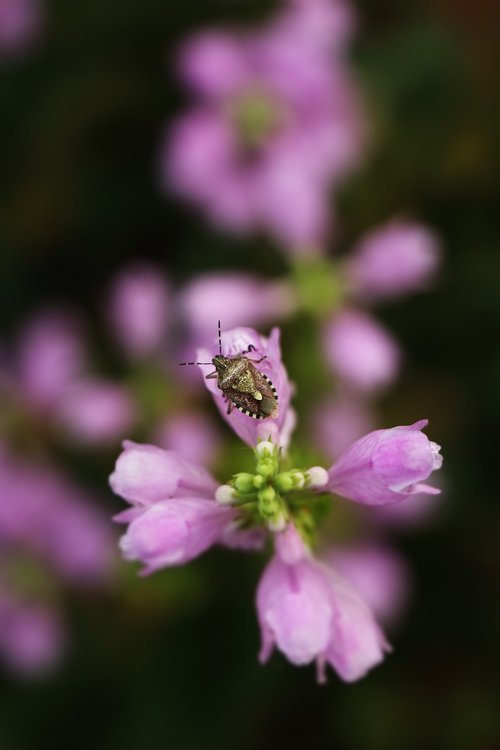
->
xmin=345 ymin=220 xmax=442 ymax=301
xmin=327 ymin=542 xmax=411 ymax=625
xmin=197 ymin=326 xmax=295 ymax=449
xmin=256 ymin=525 xmax=389 ymax=682
xmin=322 ymin=309 xmax=401 ymax=392
xmin=155 ymin=412 xmax=220 ymax=467
xmin=55 ymin=379 xmax=136 ymax=446
xmin=0 ymin=0 xmax=41 ymax=58
xmin=119 ymin=498 xmax=233 ymax=575
xmin=111 ymin=441 xmax=235 ymax=574
xmin=0 ymin=590 xmax=64 ymax=675
xmin=312 ymin=394 xmax=376 ymax=459
xmin=109 ymin=440 xmax=217 ymax=505
xmin=164 ymin=7 xmax=364 ymax=251
xmin=327 ymin=419 xmax=443 ymax=506
xmin=270 ymin=0 xmax=356 ymax=56
xmin=3 ymin=310 xmax=136 ymax=447
xmin=106 ymin=263 xmax=171 ymax=360
xmin=180 ymin=272 xmax=296 ymax=340
xmin=15 ymin=310 xmax=86 ymax=410
xmin=0 ymin=449 xmax=114 ymax=583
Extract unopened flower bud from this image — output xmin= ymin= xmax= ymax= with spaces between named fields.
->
xmin=275 ymin=472 xmax=294 ymax=493
xmin=215 ymin=484 xmax=237 ymax=505
xmin=256 ymin=457 xmax=276 ymax=480
xmin=255 ymin=440 xmax=276 ymax=458
xmin=258 ymin=486 xmax=278 ymax=517
xmin=233 ymin=472 xmax=257 ymax=493
xmin=253 ymin=474 xmax=265 ymax=489
xmin=305 ymin=466 xmax=329 ymax=488
xmin=289 ymin=470 xmax=305 ymax=490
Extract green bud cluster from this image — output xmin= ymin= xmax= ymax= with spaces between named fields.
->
xmin=220 ymin=441 xmax=324 ymax=532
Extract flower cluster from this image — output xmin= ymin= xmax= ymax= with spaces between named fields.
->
xmin=0 ymin=445 xmax=113 ymax=673
xmin=110 ymin=326 xmax=442 ymax=682
xmin=163 ymin=0 xmax=363 ymax=250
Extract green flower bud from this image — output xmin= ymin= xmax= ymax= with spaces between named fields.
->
xmin=233 ymin=473 xmax=257 ymax=494
xmin=275 ymin=472 xmax=294 ymax=493
xmin=253 ymin=474 xmax=266 ymax=489
xmin=256 ymin=457 xmax=276 ymax=480
xmin=257 ymin=486 xmax=278 ymax=518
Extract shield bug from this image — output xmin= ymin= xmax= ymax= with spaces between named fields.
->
xmin=179 ymin=321 xmax=279 ymax=420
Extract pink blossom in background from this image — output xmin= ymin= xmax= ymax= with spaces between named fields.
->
xmin=164 ymin=3 xmax=364 ymax=251
xmin=1 ymin=310 xmax=136 ymax=447
xmin=256 ymin=525 xmax=389 ymax=682
xmin=327 ymin=419 xmax=443 ymax=506
xmin=327 ymin=542 xmax=411 ymax=625
xmin=107 ymin=264 xmax=171 ymax=360
xmin=270 ymin=0 xmax=356 ymax=54
xmin=155 ymin=412 xmax=220 ymax=467
xmin=55 ymin=379 xmax=136 ymax=446
xmin=0 ymin=0 xmax=41 ymax=58
xmin=0 ymin=449 xmax=114 ymax=583
xmin=181 ymin=272 xmax=296 ymax=340
xmin=197 ymin=326 xmax=295 ymax=449
xmin=0 ymin=589 xmax=64 ymax=675
xmin=345 ymin=219 xmax=442 ymax=301
xmin=15 ymin=310 xmax=86 ymax=411
xmin=322 ymin=309 xmax=401 ymax=393
xmin=312 ymin=393 xmax=376 ymax=459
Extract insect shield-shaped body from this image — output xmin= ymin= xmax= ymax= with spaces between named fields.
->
xmin=207 ymin=353 xmax=279 ymax=420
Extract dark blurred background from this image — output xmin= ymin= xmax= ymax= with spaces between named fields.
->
xmin=1 ymin=1 xmax=500 ymax=748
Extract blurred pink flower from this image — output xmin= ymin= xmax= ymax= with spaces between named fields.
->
xmin=326 ymin=542 xmax=411 ymax=625
xmin=322 ymin=309 xmax=401 ymax=393
xmin=312 ymin=393 xmax=376 ymax=459
xmin=106 ymin=263 xmax=171 ymax=360
xmin=0 ymin=449 xmax=114 ymax=583
xmin=180 ymin=272 xmax=296 ymax=340
xmin=155 ymin=412 xmax=220 ymax=467
xmin=345 ymin=219 xmax=442 ymax=301
xmin=1 ymin=309 xmax=136 ymax=447
xmin=55 ymin=379 xmax=136 ymax=446
xmin=270 ymin=0 xmax=356 ymax=54
xmin=164 ymin=6 xmax=364 ymax=251
xmin=0 ymin=0 xmax=41 ymax=58
xmin=15 ymin=310 xmax=86 ymax=411
xmin=0 ymin=589 xmax=64 ymax=675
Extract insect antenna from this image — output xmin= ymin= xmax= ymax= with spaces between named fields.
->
xmin=179 ymin=321 xmax=222 ymax=366
xmin=179 ymin=361 xmax=213 ymax=366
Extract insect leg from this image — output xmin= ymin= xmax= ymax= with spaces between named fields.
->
xmin=205 ymin=371 xmax=218 ymax=379
xmin=247 ymin=355 xmax=267 ymax=364
xmin=241 ymin=344 xmax=257 ymax=354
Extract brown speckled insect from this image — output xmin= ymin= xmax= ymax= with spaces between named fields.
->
xmin=180 ymin=321 xmax=279 ymax=420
